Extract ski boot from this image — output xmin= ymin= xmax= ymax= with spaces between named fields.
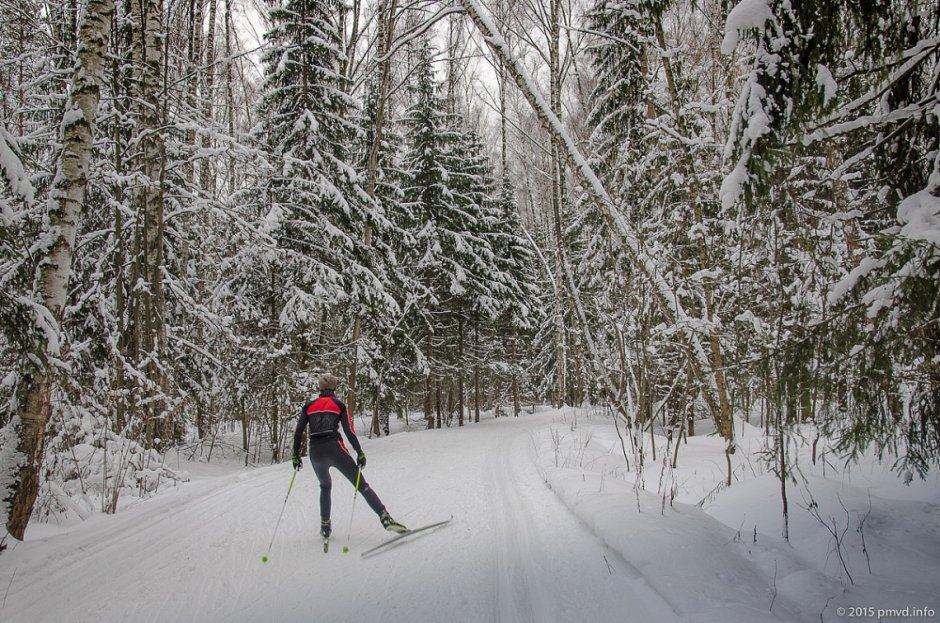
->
xmin=320 ymin=519 xmax=332 ymax=539
xmin=379 ymin=510 xmax=407 ymax=534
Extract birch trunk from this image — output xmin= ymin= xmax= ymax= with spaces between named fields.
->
xmin=549 ymin=0 xmax=567 ymax=408
xmin=111 ymin=10 xmax=132 ymax=433
xmin=5 ymin=0 xmax=115 ymax=540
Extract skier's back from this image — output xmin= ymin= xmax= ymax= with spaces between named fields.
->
xmin=292 ymin=373 xmax=406 ymax=539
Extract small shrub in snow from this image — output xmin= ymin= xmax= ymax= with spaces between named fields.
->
xmin=34 ymin=406 xmax=188 ymax=522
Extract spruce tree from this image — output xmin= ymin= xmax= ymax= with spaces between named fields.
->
xmin=253 ymin=0 xmax=388 ymax=329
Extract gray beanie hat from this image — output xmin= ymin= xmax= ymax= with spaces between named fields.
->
xmin=318 ymin=373 xmax=339 ymax=391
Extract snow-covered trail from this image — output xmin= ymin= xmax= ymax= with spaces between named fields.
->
xmin=2 ymin=413 xmax=681 ymax=623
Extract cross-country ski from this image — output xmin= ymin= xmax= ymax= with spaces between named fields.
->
xmin=360 ymin=517 xmax=454 ymax=558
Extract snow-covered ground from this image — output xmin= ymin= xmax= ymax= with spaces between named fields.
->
xmin=1 ymin=408 xmax=938 ymax=623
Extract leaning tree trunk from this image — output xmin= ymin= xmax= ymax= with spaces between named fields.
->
xmin=4 ymin=0 xmax=115 ymax=540
xmin=457 ymin=0 xmax=722 ymax=425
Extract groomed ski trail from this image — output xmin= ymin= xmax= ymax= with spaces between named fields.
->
xmin=2 ymin=413 xmax=693 ymax=622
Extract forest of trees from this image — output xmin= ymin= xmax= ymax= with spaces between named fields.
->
xmin=1 ymin=0 xmax=937 ymax=541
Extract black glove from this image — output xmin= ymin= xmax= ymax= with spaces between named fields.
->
xmin=357 ymin=451 xmax=367 ymax=469
xmin=291 ymin=454 xmax=303 ymax=471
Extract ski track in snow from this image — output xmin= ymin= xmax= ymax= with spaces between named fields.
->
xmin=1 ymin=413 xmax=810 ymax=622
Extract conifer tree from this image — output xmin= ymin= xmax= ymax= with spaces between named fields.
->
xmin=723 ymin=0 xmax=940 ymax=474
xmin=245 ymin=0 xmax=393 ymax=377
xmin=253 ymin=0 xmax=389 ymax=324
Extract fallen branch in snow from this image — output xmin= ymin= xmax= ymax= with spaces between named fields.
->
xmin=770 ymin=559 xmax=778 ymax=611
xmin=857 ymin=492 xmax=873 ymax=575
xmin=3 ymin=566 xmax=15 ymax=608
xmin=799 ymin=492 xmax=855 ymax=586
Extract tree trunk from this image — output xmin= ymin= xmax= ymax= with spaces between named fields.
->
xmin=370 ymin=387 xmax=382 ymax=436
xmin=549 ymin=0 xmax=567 ymax=409
xmin=458 ymin=316 xmax=465 ymax=426
xmin=371 ymin=386 xmax=381 ymax=437
xmin=511 ymin=329 xmax=520 ymax=416
xmin=341 ymin=0 xmax=362 ymax=82
xmin=185 ymin=0 xmax=203 ymax=182
xmin=241 ymin=396 xmax=249 ymax=452
xmin=271 ymin=398 xmax=279 ymax=463
xmin=653 ymin=18 xmax=733 ymax=444
xmin=435 ymin=378 xmax=443 ymax=429
xmin=347 ymin=0 xmax=398 ymax=424
xmin=132 ymin=0 xmax=170 ymax=448
xmin=497 ymin=0 xmax=508 ymax=178
xmin=200 ymin=0 xmax=217 ymax=195
xmin=4 ymin=0 xmax=115 ymax=540
xmin=425 ymin=329 xmax=434 ymax=429
xmin=224 ymin=0 xmax=236 ymax=192
xmin=111 ymin=14 xmax=131 ymax=433
xmin=474 ymin=324 xmax=481 ymax=423
xmin=779 ymin=407 xmax=789 ymax=541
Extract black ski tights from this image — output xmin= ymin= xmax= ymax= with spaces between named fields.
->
xmin=309 ymin=441 xmax=385 ymax=521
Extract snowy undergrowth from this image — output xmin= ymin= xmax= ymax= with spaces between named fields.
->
xmin=35 ymin=407 xmax=189 ymax=526
xmin=532 ymin=408 xmax=940 ymax=622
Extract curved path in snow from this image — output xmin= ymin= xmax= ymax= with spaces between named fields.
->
xmin=2 ymin=414 xmax=680 ymax=623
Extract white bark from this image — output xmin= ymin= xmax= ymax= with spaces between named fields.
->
xmin=5 ymin=0 xmax=115 ymax=540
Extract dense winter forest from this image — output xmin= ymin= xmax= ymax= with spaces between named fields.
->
xmin=0 ymin=0 xmax=937 ymax=545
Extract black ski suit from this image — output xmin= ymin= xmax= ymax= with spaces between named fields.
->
xmin=292 ymin=389 xmax=386 ymax=521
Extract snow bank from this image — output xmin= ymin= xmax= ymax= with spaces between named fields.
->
xmin=533 ymin=410 xmax=940 ymax=622
xmin=37 ymin=407 xmax=190 ymax=524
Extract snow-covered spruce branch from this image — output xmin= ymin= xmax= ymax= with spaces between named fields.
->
xmin=804 ymin=34 xmax=940 ymax=138
xmin=802 ymin=99 xmax=939 ymax=145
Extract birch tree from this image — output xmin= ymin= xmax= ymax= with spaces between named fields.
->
xmin=2 ymin=0 xmax=115 ymax=539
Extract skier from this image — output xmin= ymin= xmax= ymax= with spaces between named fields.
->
xmin=292 ymin=373 xmax=407 ymax=540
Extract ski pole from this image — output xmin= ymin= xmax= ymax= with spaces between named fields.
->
xmin=343 ymin=467 xmax=361 ymax=554
xmin=262 ymin=469 xmax=298 ymax=563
